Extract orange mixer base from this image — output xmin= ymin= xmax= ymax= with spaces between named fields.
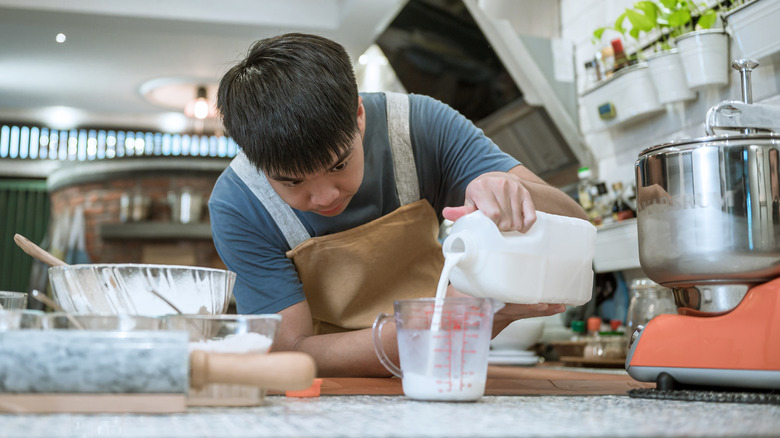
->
xmin=626 ymin=277 xmax=780 ymax=389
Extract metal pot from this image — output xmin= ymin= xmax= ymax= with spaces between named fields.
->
xmin=634 ymin=59 xmax=780 ymax=313
xmin=636 ymin=133 xmax=780 ymax=287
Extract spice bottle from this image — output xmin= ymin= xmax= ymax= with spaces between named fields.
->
xmin=611 ymin=38 xmax=629 ymax=72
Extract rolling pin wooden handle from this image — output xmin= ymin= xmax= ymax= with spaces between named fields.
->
xmin=13 ymin=234 xmax=67 ymax=267
xmin=190 ymin=351 xmax=317 ymax=392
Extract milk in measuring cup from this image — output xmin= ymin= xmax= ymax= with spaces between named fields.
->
xmin=397 ymin=327 xmax=489 ymax=401
xmin=372 ymin=297 xmax=495 ymax=402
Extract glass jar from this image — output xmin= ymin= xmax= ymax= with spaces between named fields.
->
xmin=626 ymin=278 xmax=676 ymax=336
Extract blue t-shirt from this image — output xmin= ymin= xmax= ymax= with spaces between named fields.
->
xmin=208 ymin=92 xmax=519 ymax=314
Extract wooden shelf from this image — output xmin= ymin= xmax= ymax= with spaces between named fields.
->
xmin=100 ymin=222 xmax=212 ymax=240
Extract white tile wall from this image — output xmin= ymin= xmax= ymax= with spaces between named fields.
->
xmin=560 ymin=0 xmax=780 ymax=189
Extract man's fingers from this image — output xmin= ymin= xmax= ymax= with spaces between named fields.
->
xmin=442 ymin=205 xmax=476 ymax=222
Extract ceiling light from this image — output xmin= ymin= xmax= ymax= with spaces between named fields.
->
xmin=183 ymin=85 xmax=214 ymax=120
xmin=56 ymin=33 xmax=66 ymax=43
xmin=139 ymin=78 xmax=220 ymax=131
xmin=193 ymin=86 xmax=209 ymax=120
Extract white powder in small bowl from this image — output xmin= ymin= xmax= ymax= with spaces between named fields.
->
xmin=189 ymin=332 xmax=273 ymax=353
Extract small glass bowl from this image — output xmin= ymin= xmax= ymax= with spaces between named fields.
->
xmin=43 ymin=313 xmax=162 ymax=331
xmin=162 ymin=314 xmax=281 ymax=352
xmin=0 ymin=291 xmax=28 ymax=310
xmin=0 ymin=309 xmax=45 ymax=330
xmin=162 ymin=314 xmax=282 ymax=406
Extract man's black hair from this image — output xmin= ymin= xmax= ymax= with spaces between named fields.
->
xmin=217 ymin=33 xmax=360 ymax=176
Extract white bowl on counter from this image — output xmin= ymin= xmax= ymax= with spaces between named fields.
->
xmin=490 ymin=317 xmax=545 ymax=351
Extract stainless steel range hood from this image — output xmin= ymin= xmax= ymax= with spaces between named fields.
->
xmin=477 ymin=97 xmax=580 ymax=186
xmin=376 ymin=0 xmax=590 ymax=185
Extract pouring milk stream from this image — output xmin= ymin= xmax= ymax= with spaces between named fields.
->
xmin=373 ymin=210 xmax=596 ymax=401
xmin=431 ymin=210 xmax=597 ymax=330
xmin=417 ymin=210 xmax=596 ymax=399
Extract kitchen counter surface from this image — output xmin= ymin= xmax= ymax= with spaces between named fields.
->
xmin=0 ymin=367 xmax=778 ymax=438
xmin=1 ymin=393 xmax=778 ymax=438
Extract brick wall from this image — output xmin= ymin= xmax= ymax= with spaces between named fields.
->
xmin=50 ymin=174 xmax=224 ymax=268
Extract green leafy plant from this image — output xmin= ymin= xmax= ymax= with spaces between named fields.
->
xmin=593 ymin=0 xmax=721 ymax=53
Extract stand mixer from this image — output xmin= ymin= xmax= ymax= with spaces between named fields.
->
xmin=627 ymin=59 xmax=780 ymax=392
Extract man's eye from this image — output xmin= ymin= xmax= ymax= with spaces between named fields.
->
xmin=332 ymin=161 xmax=348 ymax=171
xmin=286 ymin=180 xmax=302 ymax=187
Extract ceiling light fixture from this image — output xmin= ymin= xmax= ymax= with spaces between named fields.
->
xmin=186 ymin=86 xmax=210 ymax=120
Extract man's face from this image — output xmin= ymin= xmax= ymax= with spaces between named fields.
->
xmin=265 ymin=99 xmax=366 ymax=216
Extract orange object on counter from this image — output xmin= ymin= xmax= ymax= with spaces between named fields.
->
xmin=629 ymin=280 xmax=780 ymax=371
xmin=285 ymin=378 xmax=323 ymax=398
xmin=587 ymin=317 xmax=602 ymax=334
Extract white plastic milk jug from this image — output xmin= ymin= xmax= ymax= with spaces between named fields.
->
xmin=441 ymin=210 xmax=597 ymax=305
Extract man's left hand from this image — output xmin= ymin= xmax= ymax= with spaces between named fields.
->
xmin=442 ymin=171 xmax=536 ymax=232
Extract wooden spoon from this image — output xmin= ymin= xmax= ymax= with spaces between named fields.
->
xmin=14 ymin=234 xmax=66 ymax=267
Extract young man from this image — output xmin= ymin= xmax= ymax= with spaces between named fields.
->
xmin=209 ymin=33 xmax=587 ymax=377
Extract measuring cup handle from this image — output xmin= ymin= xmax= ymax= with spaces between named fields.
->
xmin=371 ymin=313 xmax=402 ymax=378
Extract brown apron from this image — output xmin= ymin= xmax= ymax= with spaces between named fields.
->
xmin=286 ymin=199 xmax=443 ymax=334
xmin=230 ymin=92 xmax=444 ymax=334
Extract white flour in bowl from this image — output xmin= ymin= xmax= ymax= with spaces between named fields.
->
xmin=188 ymin=332 xmax=273 ymax=353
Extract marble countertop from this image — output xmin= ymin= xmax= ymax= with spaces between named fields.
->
xmin=1 ymin=393 xmax=778 ymax=438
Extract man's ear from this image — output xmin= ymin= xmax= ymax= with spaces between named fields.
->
xmin=356 ymin=96 xmax=366 ymax=133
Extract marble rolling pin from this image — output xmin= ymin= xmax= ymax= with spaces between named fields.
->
xmin=0 ymin=331 xmax=316 ymax=413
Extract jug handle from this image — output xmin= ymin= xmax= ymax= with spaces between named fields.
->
xmin=372 ymin=313 xmax=403 ymax=378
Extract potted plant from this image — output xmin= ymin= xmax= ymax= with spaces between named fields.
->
xmin=601 ymin=0 xmax=732 ymax=92
xmin=668 ymin=1 xmax=730 ymax=90
xmin=620 ymin=1 xmax=697 ymax=103
xmin=722 ymin=0 xmax=779 ymax=61
xmin=585 ymin=1 xmax=692 ymax=118
xmin=582 ymin=20 xmax=662 ymax=131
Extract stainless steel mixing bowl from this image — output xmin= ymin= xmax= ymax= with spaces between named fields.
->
xmin=635 ymin=133 xmax=780 ymax=312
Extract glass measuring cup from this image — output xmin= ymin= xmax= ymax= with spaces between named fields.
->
xmin=372 ymin=297 xmax=496 ymax=402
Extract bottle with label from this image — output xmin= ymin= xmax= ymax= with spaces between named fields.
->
xmin=600 ymin=45 xmax=615 ymax=78
xmin=611 ymin=181 xmax=636 ymax=222
xmin=594 ymin=182 xmax=613 ymax=225
xmin=611 ymin=38 xmax=629 ymax=72
xmin=586 ymin=316 xmax=603 ymax=337
xmin=577 ymin=168 xmax=609 ymax=226
xmin=570 ymin=320 xmax=586 ymax=341
xmin=584 ymin=59 xmax=602 ymax=87
xmin=576 ymin=167 xmax=595 ymax=213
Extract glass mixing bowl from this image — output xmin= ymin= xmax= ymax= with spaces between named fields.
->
xmin=48 ymin=264 xmax=235 ymax=316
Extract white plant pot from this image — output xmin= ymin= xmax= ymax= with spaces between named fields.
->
xmin=674 ymin=29 xmax=730 ymax=90
xmin=580 ymin=63 xmax=663 ymax=131
xmin=646 ymin=49 xmax=697 ymax=104
xmin=723 ymin=0 xmax=780 ymax=60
